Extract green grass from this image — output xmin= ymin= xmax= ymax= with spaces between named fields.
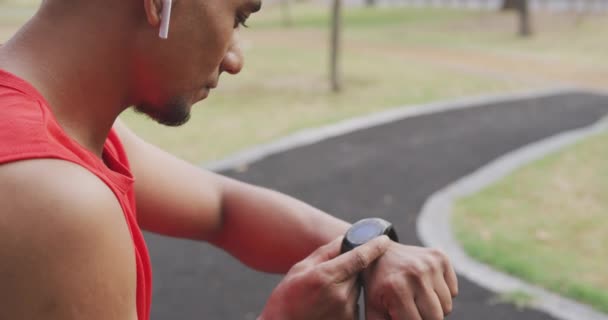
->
xmin=120 ymin=37 xmax=522 ymax=163
xmin=122 ymin=4 xmax=608 ymax=163
xmin=454 ymin=131 xmax=608 ymax=313
xmin=250 ymin=4 xmax=471 ymax=29
xmin=0 ymin=2 xmax=526 ymax=163
xmin=255 ymin=4 xmax=608 ymax=68
xmin=491 ymin=291 xmax=536 ymax=310
xmin=6 ymin=3 xmax=608 ymax=163
xmin=119 ymin=4 xmax=534 ymax=163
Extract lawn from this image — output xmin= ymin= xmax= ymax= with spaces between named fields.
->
xmin=120 ymin=38 xmax=522 ymax=162
xmin=120 ymin=4 xmax=537 ymax=163
xmin=119 ymin=4 xmax=608 ymax=163
xmin=4 ymin=3 xmax=606 ymax=163
xmin=454 ymin=131 xmax=608 ymax=313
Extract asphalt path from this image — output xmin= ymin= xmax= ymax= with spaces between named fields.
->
xmin=145 ymin=91 xmax=608 ymax=319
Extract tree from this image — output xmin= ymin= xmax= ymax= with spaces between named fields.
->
xmin=281 ymin=0 xmax=293 ymax=27
xmin=502 ymin=0 xmax=532 ymax=37
xmin=330 ymin=0 xmax=342 ymax=92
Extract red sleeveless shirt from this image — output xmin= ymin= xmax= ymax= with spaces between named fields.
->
xmin=0 ymin=69 xmax=152 ymax=320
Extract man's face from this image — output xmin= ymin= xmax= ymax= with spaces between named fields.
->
xmin=132 ymin=0 xmax=261 ymax=126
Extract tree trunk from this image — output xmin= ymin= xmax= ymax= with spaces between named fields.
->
xmin=519 ymin=0 xmax=531 ymax=36
xmin=281 ymin=0 xmax=292 ymax=27
xmin=502 ymin=0 xmax=518 ymax=10
xmin=330 ymin=0 xmax=342 ymax=92
xmin=502 ymin=0 xmax=532 ymax=37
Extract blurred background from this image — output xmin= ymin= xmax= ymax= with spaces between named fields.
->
xmin=3 ymin=0 xmax=607 ymax=163
xmin=1 ymin=0 xmax=607 ymax=317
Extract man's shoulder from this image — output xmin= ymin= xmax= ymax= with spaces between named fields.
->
xmin=0 ymin=85 xmax=43 ymax=127
xmin=0 ymin=159 xmax=127 ymax=239
xmin=0 ymin=84 xmax=40 ymax=110
xmin=0 ymin=159 xmax=138 ymax=319
xmin=0 ymin=87 xmax=48 ymax=153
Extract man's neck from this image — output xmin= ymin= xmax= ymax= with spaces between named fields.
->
xmin=0 ymin=7 xmax=135 ymax=156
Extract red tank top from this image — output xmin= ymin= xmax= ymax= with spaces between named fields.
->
xmin=0 ymin=69 xmax=152 ymax=320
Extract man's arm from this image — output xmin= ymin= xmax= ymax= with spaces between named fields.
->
xmin=116 ymin=121 xmax=458 ymax=318
xmin=0 ymin=159 xmax=138 ymax=320
xmin=114 ymin=120 xmax=349 ymax=273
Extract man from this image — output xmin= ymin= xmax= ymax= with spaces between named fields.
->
xmin=0 ymin=0 xmax=458 ymax=319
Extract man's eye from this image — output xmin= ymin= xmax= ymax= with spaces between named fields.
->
xmin=234 ymin=13 xmax=249 ymax=29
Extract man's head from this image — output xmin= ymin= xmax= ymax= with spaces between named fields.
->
xmin=37 ymin=0 xmax=260 ymax=127
xmin=15 ymin=0 xmax=261 ymax=126
xmin=129 ymin=0 xmax=261 ymax=126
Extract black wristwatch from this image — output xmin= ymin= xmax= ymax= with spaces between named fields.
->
xmin=341 ymin=218 xmax=399 ymax=254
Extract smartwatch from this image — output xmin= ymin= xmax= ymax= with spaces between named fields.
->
xmin=341 ymin=218 xmax=399 ymax=254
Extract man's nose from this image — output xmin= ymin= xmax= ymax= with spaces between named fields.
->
xmin=221 ymin=45 xmax=244 ymax=75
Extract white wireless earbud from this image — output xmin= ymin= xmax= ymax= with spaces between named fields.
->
xmin=159 ymin=0 xmax=172 ymax=39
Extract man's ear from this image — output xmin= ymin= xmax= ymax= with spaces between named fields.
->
xmin=143 ymin=0 xmax=163 ymax=27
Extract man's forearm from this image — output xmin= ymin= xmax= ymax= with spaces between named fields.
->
xmin=207 ymin=179 xmax=350 ymax=274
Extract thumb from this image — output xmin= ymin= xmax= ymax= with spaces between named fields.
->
xmin=321 ymin=235 xmax=391 ymax=283
xmin=306 ymin=236 xmax=344 ymax=264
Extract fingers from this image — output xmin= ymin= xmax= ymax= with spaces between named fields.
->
xmin=388 ymin=298 xmax=423 ymax=320
xmin=321 ymin=235 xmax=391 ymax=283
xmin=433 ymin=273 xmax=453 ymax=316
xmin=443 ymin=258 xmax=459 ymax=297
xmin=366 ymin=306 xmax=390 ymax=320
xmin=306 ymin=236 xmax=344 ymax=264
xmin=346 ymin=282 xmax=363 ymax=319
xmin=431 ymin=248 xmax=457 ymax=314
xmin=415 ymin=283 xmax=444 ymax=320
xmin=376 ymin=279 xmax=451 ymax=320
xmin=363 ymin=246 xmax=457 ymax=320
xmin=408 ymin=265 xmax=450 ymax=320
xmin=366 ymin=283 xmax=422 ymax=320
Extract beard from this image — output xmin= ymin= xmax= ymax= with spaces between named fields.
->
xmin=134 ymin=97 xmax=191 ymax=127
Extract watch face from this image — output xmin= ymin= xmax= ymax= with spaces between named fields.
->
xmin=347 ymin=222 xmax=383 ymax=246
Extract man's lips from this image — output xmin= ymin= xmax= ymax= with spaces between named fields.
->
xmin=198 ymin=87 xmax=210 ymax=101
xmin=194 ymin=80 xmax=218 ymax=102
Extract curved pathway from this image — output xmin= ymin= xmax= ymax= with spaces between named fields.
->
xmin=145 ymin=90 xmax=608 ymax=319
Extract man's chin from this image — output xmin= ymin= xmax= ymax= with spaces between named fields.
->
xmin=197 ymin=87 xmax=210 ymax=102
xmin=154 ymin=112 xmax=191 ymax=127
xmin=134 ymin=99 xmax=192 ymax=127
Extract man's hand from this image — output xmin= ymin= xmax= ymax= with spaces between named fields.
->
xmin=364 ymin=244 xmax=458 ymax=320
xmin=259 ymin=236 xmax=391 ymax=320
